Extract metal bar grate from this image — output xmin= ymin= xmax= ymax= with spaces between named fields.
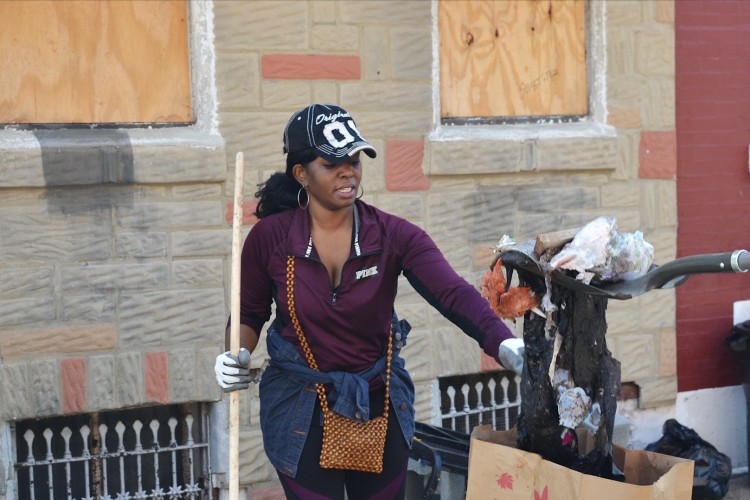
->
xmin=439 ymin=371 xmax=521 ymax=435
xmin=14 ymin=404 xmax=208 ymax=499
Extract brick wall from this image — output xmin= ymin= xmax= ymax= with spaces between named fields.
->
xmin=675 ymin=1 xmax=750 ymax=391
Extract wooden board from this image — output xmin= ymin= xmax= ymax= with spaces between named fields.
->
xmin=439 ymin=0 xmax=587 ymax=119
xmin=534 ymin=227 xmax=581 ymax=255
xmin=0 ymin=0 xmax=192 ymax=124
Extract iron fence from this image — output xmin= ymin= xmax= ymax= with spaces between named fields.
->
xmin=439 ymin=371 xmax=521 ymax=434
xmin=14 ymin=404 xmax=208 ymax=500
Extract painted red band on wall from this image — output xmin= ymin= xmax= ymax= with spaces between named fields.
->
xmin=262 ymin=54 xmax=361 ymax=80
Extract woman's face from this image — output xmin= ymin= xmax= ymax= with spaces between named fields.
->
xmin=296 ymin=152 xmax=362 ymax=211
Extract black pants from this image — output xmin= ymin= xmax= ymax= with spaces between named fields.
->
xmin=277 ymin=388 xmax=409 ymax=500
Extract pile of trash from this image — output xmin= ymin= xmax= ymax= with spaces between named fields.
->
xmin=480 ymin=216 xmax=656 ymax=482
xmin=546 ymin=216 xmax=654 ymax=284
xmin=482 ymin=216 xmax=655 ymax=320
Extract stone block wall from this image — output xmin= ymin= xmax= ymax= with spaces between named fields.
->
xmin=211 ymin=0 xmax=676 ymax=494
xmin=0 ymin=131 xmax=227 ymax=420
xmin=0 ymin=1 xmax=229 ymax=494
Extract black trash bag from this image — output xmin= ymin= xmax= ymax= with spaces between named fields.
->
xmin=725 ymin=319 xmax=750 ymax=352
xmin=569 ymin=447 xmax=626 ymax=482
xmin=645 ymin=419 xmax=732 ymax=500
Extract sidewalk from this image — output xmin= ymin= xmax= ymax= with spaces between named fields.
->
xmin=725 ymin=473 xmax=750 ymax=499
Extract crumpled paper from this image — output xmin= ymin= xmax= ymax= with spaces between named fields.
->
xmin=551 ymin=369 xmax=592 ymax=430
xmin=557 ymin=386 xmax=592 ymax=429
xmin=549 ymin=216 xmax=654 ymax=284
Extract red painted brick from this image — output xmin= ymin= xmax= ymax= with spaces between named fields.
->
xmin=385 ymin=140 xmax=429 ymax=192
xmin=262 ymin=54 xmax=360 ymax=80
xmin=225 ymin=199 xmax=259 ymax=225
xmin=61 ymin=358 xmax=87 ymax=414
xmin=639 ymin=131 xmax=676 ymax=179
xmin=145 ymin=352 xmax=169 ymax=404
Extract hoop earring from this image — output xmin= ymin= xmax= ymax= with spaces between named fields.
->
xmin=356 ymin=184 xmax=364 ymax=200
xmin=297 ymin=186 xmax=309 ymax=210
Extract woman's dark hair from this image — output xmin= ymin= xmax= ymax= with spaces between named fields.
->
xmin=254 ymin=148 xmax=318 ymax=219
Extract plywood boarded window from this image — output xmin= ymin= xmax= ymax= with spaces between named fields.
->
xmin=0 ymin=0 xmax=192 ymax=125
xmin=439 ymin=0 xmax=587 ymax=122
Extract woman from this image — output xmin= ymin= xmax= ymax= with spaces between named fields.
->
xmin=215 ymin=104 xmax=523 ymax=499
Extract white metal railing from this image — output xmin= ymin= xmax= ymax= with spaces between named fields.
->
xmin=440 ymin=372 xmax=521 ymax=434
xmin=15 ymin=410 xmax=207 ymax=499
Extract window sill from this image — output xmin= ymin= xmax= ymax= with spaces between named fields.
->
xmin=426 ymin=121 xmax=618 ymax=176
xmin=0 ymin=128 xmax=225 ymax=188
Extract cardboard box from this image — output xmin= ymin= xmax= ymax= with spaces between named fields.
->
xmin=466 ymin=425 xmax=694 ymax=500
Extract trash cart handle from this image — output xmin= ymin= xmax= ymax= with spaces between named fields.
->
xmin=732 ymin=249 xmax=750 ymax=273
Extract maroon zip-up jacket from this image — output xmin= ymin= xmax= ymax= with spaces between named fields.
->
xmin=239 ymin=200 xmax=514 ymax=373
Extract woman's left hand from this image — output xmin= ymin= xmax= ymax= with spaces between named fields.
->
xmin=498 ymin=338 xmax=525 ymax=376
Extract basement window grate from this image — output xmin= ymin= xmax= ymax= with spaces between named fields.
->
xmin=438 ymin=371 xmax=521 ymax=435
xmin=13 ymin=403 xmax=209 ymax=500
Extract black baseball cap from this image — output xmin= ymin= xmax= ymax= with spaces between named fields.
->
xmin=283 ymin=104 xmax=377 ymax=163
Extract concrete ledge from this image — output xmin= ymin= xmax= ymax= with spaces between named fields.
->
xmin=0 ymin=128 xmax=226 ymax=187
xmin=427 ymin=122 xmax=618 ymax=175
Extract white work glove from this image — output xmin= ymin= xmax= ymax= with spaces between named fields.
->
xmin=214 ymin=348 xmax=252 ymax=392
xmin=498 ymin=338 xmax=525 ymax=376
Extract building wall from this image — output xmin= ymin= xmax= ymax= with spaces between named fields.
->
xmin=675 ymin=0 xmax=750 ymax=392
xmin=0 ymin=0 xmax=679 ymax=496
xmin=0 ymin=2 xmax=227 ymax=496
xmin=212 ymin=0 xmax=676 ymax=494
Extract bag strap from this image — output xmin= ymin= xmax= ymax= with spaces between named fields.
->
xmin=286 ymin=255 xmax=392 ymax=419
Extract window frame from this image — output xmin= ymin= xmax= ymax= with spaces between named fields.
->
xmin=430 ymin=0 xmax=612 ymax=142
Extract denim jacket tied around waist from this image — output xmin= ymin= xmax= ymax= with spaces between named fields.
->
xmin=258 ymin=314 xmax=415 ymax=478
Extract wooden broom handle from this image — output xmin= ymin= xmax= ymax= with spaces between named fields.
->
xmin=229 ymin=152 xmax=244 ymax=500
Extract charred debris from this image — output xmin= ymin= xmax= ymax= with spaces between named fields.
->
xmin=481 ymin=216 xmax=655 ymax=480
